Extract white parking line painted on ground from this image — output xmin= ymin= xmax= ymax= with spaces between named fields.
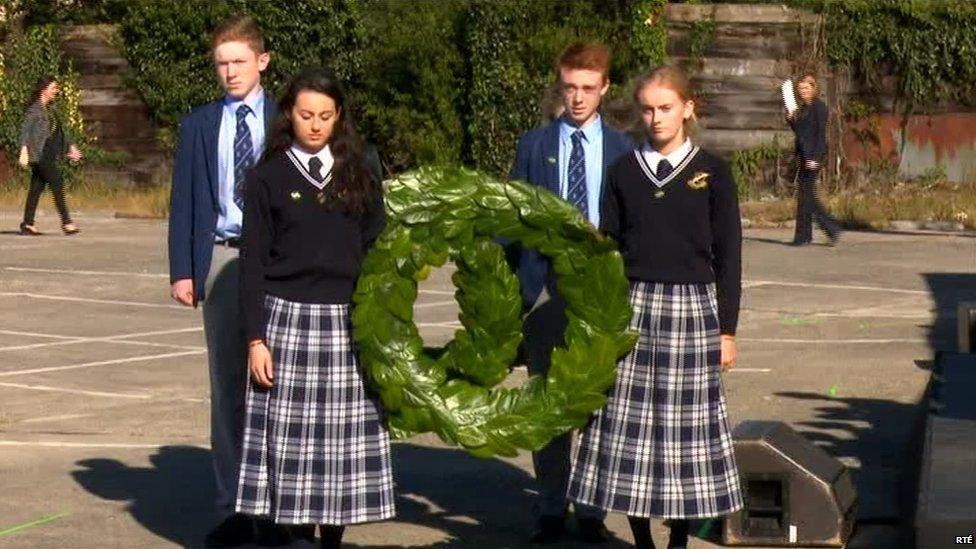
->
xmin=416 ymin=321 xmax=462 ymax=328
xmin=0 ymin=440 xmax=209 ymax=449
xmin=2 ymin=266 xmax=169 ymax=278
xmin=0 ymin=382 xmax=151 ymax=399
xmin=0 ymin=350 xmax=205 ymax=378
xmin=414 ymin=300 xmax=457 ymax=309
xmin=0 ymin=292 xmax=189 ymax=310
xmin=20 ymin=413 xmax=93 ymax=424
xmin=0 ymin=329 xmax=79 ymax=341
xmin=0 ymin=327 xmax=204 ymax=352
xmin=729 ymin=368 xmax=772 ymax=373
xmin=744 ymin=279 xmax=928 ymax=295
xmin=419 ymin=289 xmax=456 ymax=296
xmin=738 ymin=337 xmax=926 ymax=344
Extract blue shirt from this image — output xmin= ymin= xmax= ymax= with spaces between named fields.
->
xmin=557 ymin=114 xmax=604 ymax=226
xmin=215 ymin=87 xmax=266 ymax=240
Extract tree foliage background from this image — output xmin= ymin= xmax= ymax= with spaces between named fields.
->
xmin=2 ymin=0 xmax=975 ymax=176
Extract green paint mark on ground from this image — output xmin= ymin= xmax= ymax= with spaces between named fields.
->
xmin=0 ymin=512 xmax=69 ymax=538
xmin=781 ymin=315 xmax=820 ymax=326
xmin=828 ymin=385 xmax=839 ymax=397
xmin=697 ymin=518 xmax=714 ymax=538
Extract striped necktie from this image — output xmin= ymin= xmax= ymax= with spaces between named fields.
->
xmin=232 ymin=104 xmax=254 ymax=210
xmin=567 ymin=130 xmax=588 ymax=219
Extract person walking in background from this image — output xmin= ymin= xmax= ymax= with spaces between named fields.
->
xmin=567 ymin=65 xmax=743 ymax=549
xmin=166 ymin=15 xmax=278 ymax=547
xmin=18 ymin=75 xmax=82 ymax=236
xmin=236 ymin=66 xmax=392 ymax=549
xmin=787 ymin=73 xmax=841 ymax=246
xmin=511 ymin=42 xmax=634 ymax=545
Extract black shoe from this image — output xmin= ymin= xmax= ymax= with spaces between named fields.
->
xmin=530 ymin=515 xmax=566 ymax=544
xmin=577 ymin=517 xmax=610 ymax=543
xmin=827 ymin=230 xmax=841 ymax=247
xmin=204 ymin=514 xmax=254 ymax=548
xmin=254 ymin=518 xmax=292 ymax=546
xmin=789 ymin=239 xmax=811 ymax=246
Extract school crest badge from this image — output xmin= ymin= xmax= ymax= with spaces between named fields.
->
xmin=687 ymin=171 xmax=710 ymax=190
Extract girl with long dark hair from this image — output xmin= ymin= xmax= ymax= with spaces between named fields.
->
xmin=567 ymin=66 xmax=743 ymax=549
xmin=788 ymin=73 xmax=841 ymax=246
xmin=18 ymin=75 xmax=83 ymax=235
xmin=235 ymin=66 xmax=392 ymax=548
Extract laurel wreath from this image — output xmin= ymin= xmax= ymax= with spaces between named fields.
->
xmin=351 ymin=167 xmax=637 ymax=458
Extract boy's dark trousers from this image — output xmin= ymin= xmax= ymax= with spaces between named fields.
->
xmin=793 ymin=165 xmax=840 ymax=243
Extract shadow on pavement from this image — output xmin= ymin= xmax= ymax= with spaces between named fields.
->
xmin=70 ymin=442 xmax=630 ymax=548
xmin=71 ymin=445 xmax=217 ymax=547
xmin=769 ymin=273 xmax=976 ymax=548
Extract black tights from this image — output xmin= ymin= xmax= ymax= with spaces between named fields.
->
xmin=320 ymin=525 xmax=345 ymax=548
xmin=627 ymin=517 xmax=689 ymax=549
xmin=22 ymin=161 xmax=72 ymax=226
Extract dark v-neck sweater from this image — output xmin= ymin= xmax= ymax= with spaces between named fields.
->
xmin=240 ymin=149 xmax=386 ymax=341
xmin=601 ymin=146 xmax=742 ymax=335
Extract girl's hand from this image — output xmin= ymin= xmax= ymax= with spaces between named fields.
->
xmin=804 ymin=159 xmax=820 ymax=170
xmin=720 ymin=335 xmax=736 ymax=372
xmin=18 ymin=146 xmax=29 ymax=168
xmin=67 ymin=145 xmax=82 ymax=163
xmin=248 ymin=340 xmax=274 ymax=388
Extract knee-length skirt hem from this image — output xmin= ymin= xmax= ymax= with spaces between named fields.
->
xmin=235 ymin=295 xmax=395 ymax=526
xmin=567 ymin=282 xmax=743 ymax=520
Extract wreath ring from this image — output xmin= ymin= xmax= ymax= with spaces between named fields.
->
xmin=352 ymin=167 xmax=637 ymax=458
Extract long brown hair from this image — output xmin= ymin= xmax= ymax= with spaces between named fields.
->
xmin=262 ymin=66 xmax=377 ymax=214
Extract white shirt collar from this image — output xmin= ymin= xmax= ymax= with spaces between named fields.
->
xmin=560 ymin=114 xmax=604 ymax=143
xmin=642 ymin=138 xmax=692 ymax=173
xmin=289 ymin=144 xmax=334 ymax=175
xmin=224 ymin=86 xmax=265 ymax=117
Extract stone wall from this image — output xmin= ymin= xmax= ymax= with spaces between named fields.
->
xmin=666 ymin=4 xmax=976 ymax=185
xmin=665 ymin=3 xmax=823 ymax=159
xmin=60 ymin=25 xmax=165 ymax=187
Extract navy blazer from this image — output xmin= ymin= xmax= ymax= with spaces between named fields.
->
xmin=168 ymin=96 xmax=279 ymax=303
xmin=510 ymin=118 xmax=635 ymax=306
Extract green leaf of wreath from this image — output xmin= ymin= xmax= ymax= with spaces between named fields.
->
xmin=353 ymin=166 xmax=638 ymax=458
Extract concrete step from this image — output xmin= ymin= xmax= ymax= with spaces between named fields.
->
xmin=672 ymin=56 xmax=794 ymax=79
xmin=79 ymin=88 xmax=145 ymax=108
xmin=665 ymin=3 xmax=821 ymax=25
xmin=78 ymin=74 xmax=125 ymax=90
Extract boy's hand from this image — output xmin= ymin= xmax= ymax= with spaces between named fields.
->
xmin=170 ymin=279 xmax=195 ymax=307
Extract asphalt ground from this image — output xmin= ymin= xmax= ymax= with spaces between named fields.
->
xmin=1 ymin=208 xmax=974 ymax=548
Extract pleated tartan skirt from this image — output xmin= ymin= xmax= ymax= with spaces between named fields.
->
xmin=236 ymin=295 xmax=395 ymax=525
xmin=567 ymin=282 xmax=743 ymax=519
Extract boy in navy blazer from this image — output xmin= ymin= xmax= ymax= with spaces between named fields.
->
xmin=511 ymin=43 xmax=634 ymax=545
xmin=167 ymin=15 xmax=278 ymax=547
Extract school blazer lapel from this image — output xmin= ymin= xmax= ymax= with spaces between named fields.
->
xmin=542 ymin=121 xmax=560 ymax=195
xmin=202 ymin=101 xmax=222 ymax=206
xmin=263 ymin=98 xmax=278 ymax=132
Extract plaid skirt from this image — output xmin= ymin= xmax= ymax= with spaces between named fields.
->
xmin=236 ymin=295 xmax=395 ymax=525
xmin=567 ymin=282 xmax=742 ymax=519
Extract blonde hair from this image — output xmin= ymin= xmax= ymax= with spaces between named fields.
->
xmin=797 ymin=73 xmax=819 ymax=104
xmin=211 ymin=15 xmax=266 ymax=54
xmin=633 ymin=65 xmax=699 ymax=130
